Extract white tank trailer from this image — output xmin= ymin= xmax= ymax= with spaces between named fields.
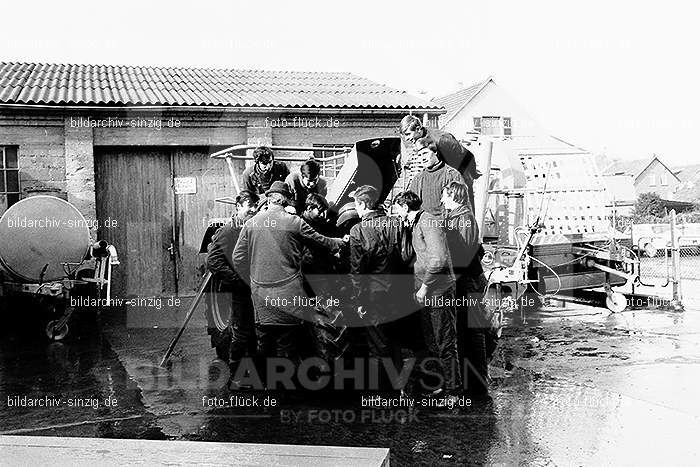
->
xmin=0 ymin=195 xmax=118 ymax=340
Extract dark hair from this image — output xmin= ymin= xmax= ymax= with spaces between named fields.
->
xmin=300 ymin=158 xmax=321 ymax=178
xmin=236 ymin=189 xmax=260 ymax=206
xmin=444 ymin=181 xmax=469 ymax=206
xmin=352 ymin=185 xmax=380 ymax=210
xmin=253 ymin=146 xmax=274 ymax=164
xmin=305 ymin=192 xmax=328 ymax=212
xmin=393 ymin=190 xmax=422 ymax=211
xmin=400 ymin=115 xmax=423 ymax=133
xmin=414 ymin=137 xmax=438 ymax=153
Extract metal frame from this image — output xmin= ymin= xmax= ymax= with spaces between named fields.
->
xmin=210 ymin=144 xmax=351 ymax=194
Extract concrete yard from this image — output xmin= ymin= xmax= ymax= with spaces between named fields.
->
xmin=1 ymin=296 xmax=699 ymax=465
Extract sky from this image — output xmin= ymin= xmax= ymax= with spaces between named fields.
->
xmin=1 ymin=0 xmax=698 ymax=166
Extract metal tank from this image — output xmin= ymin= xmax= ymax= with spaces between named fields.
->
xmin=0 ymin=195 xmax=118 ymax=340
xmin=0 ymin=195 xmax=92 ymax=282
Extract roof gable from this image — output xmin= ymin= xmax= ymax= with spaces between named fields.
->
xmin=431 ymin=77 xmax=492 ymax=125
xmin=0 ymin=62 xmax=442 ymax=110
xmin=636 ymin=156 xmax=681 ymax=182
xmin=603 ymin=156 xmax=680 ymax=182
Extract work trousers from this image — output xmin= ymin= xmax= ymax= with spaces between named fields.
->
xmin=455 ymin=273 xmax=489 ymax=394
xmin=425 ymin=290 xmax=461 ymax=394
xmin=229 ymin=287 xmax=257 ymax=361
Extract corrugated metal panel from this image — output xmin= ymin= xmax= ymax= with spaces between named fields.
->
xmin=0 ymin=61 xmax=442 ymax=110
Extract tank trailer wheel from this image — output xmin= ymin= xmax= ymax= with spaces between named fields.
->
xmin=45 ymin=320 xmax=69 ymax=341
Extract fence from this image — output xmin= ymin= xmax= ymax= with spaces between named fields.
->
xmin=629 ymin=211 xmax=700 ymax=307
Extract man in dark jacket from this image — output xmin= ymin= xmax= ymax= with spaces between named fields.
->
xmin=206 ymin=190 xmax=259 ymax=364
xmin=301 ymin=192 xmax=337 ymax=297
xmin=285 ymin=158 xmax=329 ymax=214
xmin=349 ymin=185 xmax=422 ymax=388
xmin=232 ymin=181 xmax=345 ymax=361
xmin=408 ymin=137 xmax=463 ymax=216
xmin=394 ymin=190 xmax=461 ymax=399
xmin=241 ymin=146 xmax=290 ymax=196
xmin=401 ymin=115 xmax=479 ymax=210
xmin=441 ymin=181 xmax=489 ymax=395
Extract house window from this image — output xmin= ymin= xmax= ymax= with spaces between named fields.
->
xmin=649 ymin=174 xmax=656 ymax=186
xmin=480 ymin=116 xmax=501 ymax=135
xmin=660 ymin=173 xmax=668 ymax=186
xmin=473 ymin=116 xmax=511 ymax=136
xmin=0 ymin=146 xmax=20 ymax=212
xmin=313 ymin=144 xmax=352 ymax=180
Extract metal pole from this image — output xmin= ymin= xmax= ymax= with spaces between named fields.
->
xmin=474 ymin=140 xmax=494 ymax=238
xmin=225 ymin=156 xmax=240 ymax=195
xmin=160 ymin=271 xmax=213 ymax=366
xmin=670 ymin=209 xmax=684 ymax=310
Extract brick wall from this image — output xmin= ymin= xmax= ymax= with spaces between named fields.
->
xmin=0 ymin=108 xmax=430 ymax=217
xmin=0 ymin=112 xmax=66 ymax=202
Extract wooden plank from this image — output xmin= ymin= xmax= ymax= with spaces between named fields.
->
xmin=0 ymin=435 xmax=390 ymax=466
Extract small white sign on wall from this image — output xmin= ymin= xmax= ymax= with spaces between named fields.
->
xmin=174 ymin=177 xmax=197 ymax=194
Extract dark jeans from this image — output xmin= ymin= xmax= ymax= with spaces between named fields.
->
xmin=230 ymin=288 xmax=256 ymax=361
xmin=426 ymin=290 xmax=461 ymax=393
xmin=455 ymin=274 xmax=489 ymax=394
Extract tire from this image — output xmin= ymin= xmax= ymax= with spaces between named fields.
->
xmin=204 ymin=276 xmax=233 ymax=361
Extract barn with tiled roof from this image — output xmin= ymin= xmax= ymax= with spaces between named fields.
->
xmin=0 ymin=62 xmax=442 ymax=297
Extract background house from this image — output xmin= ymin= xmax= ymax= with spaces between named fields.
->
xmin=432 ymin=78 xmax=624 ymax=227
xmin=0 ymin=62 xmax=441 ymax=298
xmin=432 ymin=76 xmax=543 ymax=140
xmin=602 ymin=156 xmax=681 ymax=200
xmin=668 ymin=163 xmax=700 ymax=204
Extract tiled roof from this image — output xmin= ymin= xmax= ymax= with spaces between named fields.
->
xmin=432 ymin=78 xmax=490 ymax=124
xmin=0 ymin=62 xmax=441 ymax=110
xmin=603 ymin=157 xmax=680 ymax=182
xmin=602 ymin=159 xmax=648 ymax=177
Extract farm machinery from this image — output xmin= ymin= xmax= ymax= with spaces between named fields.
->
xmin=469 ymin=135 xmax=645 ymax=317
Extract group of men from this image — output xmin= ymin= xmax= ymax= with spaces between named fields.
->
xmin=206 ymin=115 xmax=491 ymax=401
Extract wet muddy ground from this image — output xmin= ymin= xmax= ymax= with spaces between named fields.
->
xmin=1 ymin=296 xmax=699 ymax=466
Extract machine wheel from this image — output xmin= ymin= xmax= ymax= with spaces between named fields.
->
xmin=606 ymin=292 xmax=627 ymax=313
xmin=204 ymin=278 xmax=233 ymax=360
xmin=45 ymin=320 xmax=69 ymax=341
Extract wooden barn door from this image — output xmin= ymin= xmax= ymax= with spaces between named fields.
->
xmin=95 ymin=147 xmax=178 ymax=299
xmin=95 ymin=146 xmax=241 ymax=299
xmin=171 ymin=147 xmax=239 ymax=295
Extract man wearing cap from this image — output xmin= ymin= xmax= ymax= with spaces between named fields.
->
xmin=233 ymin=181 xmax=345 ymax=361
xmin=408 ymin=137 xmax=463 ymax=216
xmin=285 ymin=158 xmax=328 ymax=214
xmin=205 ymin=189 xmax=259 ymax=367
xmin=349 ymin=185 xmax=421 ymax=388
xmin=400 ymin=115 xmax=479 ymax=210
xmin=241 ymin=146 xmax=290 ymax=196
